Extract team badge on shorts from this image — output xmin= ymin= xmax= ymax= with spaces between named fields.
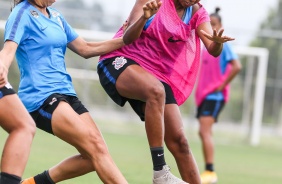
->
xmin=112 ymin=57 xmax=127 ymax=70
xmin=49 ymin=97 xmax=57 ymax=105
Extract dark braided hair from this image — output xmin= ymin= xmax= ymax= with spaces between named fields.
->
xmin=210 ymin=7 xmax=222 ymax=23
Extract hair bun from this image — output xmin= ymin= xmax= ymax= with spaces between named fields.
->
xmin=215 ymin=7 xmax=221 ymax=14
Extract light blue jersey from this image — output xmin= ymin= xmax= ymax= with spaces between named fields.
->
xmin=4 ymin=0 xmax=79 ymax=112
xmin=144 ymin=6 xmax=193 ymax=30
xmin=206 ymin=43 xmax=238 ymax=101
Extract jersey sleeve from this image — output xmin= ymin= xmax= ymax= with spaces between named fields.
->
xmin=4 ymin=8 xmax=30 ymax=44
xmin=222 ymin=43 xmax=238 ymax=63
xmin=59 ymin=15 xmax=79 ymax=43
xmin=195 ymin=6 xmax=210 ymax=28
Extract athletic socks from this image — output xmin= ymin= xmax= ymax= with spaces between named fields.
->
xmin=150 ymin=147 xmax=166 ymax=171
xmin=33 ymin=170 xmax=55 ymax=184
xmin=206 ymin=163 xmax=214 ymax=172
xmin=0 ymin=172 xmax=21 ymax=184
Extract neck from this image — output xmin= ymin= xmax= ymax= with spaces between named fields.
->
xmin=29 ymin=0 xmax=45 ymax=9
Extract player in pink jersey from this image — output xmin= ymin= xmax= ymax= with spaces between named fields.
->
xmin=195 ymin=7 xmax=241 ymax=184
xmin=97 ymin=1 xmax=235 ymax=184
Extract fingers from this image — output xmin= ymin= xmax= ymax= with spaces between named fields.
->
xmin=217 ymin=28 xmax=224 ymax=37
xmin=202 ymin=28 xmax=235 ymax=43
xmin=143 ymin=0 xmax=162 ymax=19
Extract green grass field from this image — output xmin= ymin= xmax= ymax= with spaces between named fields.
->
xmin=1 ymin=119 xmax=282 ymax=184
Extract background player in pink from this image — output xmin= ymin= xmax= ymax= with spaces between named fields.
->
xmin=195 ymin=7 xmax=242 ymax=184
xmin=98 ymin=0 xmax=235 ymax=183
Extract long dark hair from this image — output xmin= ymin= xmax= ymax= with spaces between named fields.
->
xmin=210 ymin=7 xmax=222 ymax=23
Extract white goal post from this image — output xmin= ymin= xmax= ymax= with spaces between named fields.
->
xmin=0 ymin=20 xmax=269 ymax=146
xmin=233 ymin=46 xmax=269 ymax=146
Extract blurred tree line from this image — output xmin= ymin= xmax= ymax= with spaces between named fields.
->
xmin=250 ymin=0 xmax=282 ymax=125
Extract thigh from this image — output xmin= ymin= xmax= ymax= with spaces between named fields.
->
xmin=0 ymin=93 xmax=34 ymax=132
xmin=116 ymin=63 xmax=163 ymax=102
xmin=51 ymin=102 xmax=104 ymax=152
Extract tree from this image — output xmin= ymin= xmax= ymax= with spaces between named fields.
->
xmin=250 ymin=0 xmax=282 ymax=124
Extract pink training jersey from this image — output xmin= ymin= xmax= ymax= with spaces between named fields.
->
xmin=100 ymin=0 xmax=210 ymax=105
xmin=195 ymin=47 xmax=232 ymax=107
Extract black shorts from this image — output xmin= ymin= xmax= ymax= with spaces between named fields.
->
xmin=0 ymin=83 xmax=16 ymax=99
xmin=196 ymin=99 xmax=225 ymax=122
xmin=98 ymin=57 xmax=177 ymax=121
xmin=30 ymin=93 xmax=88 ymax=135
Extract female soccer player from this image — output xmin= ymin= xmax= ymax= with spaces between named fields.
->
xmin=3 ymin=0 xmax=161 ymax=183
xmin=97 ymin=0 xmax=235 ymax=184
xmin=195 ymin=7 xmax=241 ymax=184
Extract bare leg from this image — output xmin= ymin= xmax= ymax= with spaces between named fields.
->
xmin=0 ymin=94 xmax=36 ymax=177
xmin=164 ymin=104 xmax=201 ymax=184
xmin=198 ymin=116 xmax=215 ymax=168
xmin=51 ymin=102 xmax=127 ymax=183
xmin=48 ymin=154 xmax=94 ymax=183
xmin=41 ymin=64 xmax=167 ymax=183
xmin=116 ymin=65 xmax=165 ymax=147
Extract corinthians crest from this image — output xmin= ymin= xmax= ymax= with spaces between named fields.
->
xmin=112 ymin=57 xmax=127 ymax=70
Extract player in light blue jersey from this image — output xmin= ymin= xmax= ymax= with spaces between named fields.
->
xmin=2 ymin=0 xmax=161 ymax=184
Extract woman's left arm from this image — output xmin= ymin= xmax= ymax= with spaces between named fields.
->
xmin=197 ymin=22 xmax=235 ymax=57
xmin=215 ymin=59 xmax=242 ymax=92
xmin=67 ymin=36 xmax=124 ymax=59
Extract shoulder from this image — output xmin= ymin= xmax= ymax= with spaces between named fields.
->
xmin=192 ymin=3 xmax=208 ymax=16
xmin=8 ymin=1 xmax=32 ymax=23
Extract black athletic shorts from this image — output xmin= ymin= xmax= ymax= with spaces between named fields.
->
xmin=30 ymin=93 xmax=88 ymax=135
xmin=196 ymin=99 xmax=225 ymax=122
xmin=97 ymin=56 xmax=177 ymax=121
xmin=0 ymin=83 xmax=16 ymax=99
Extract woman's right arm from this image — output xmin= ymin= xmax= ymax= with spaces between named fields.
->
xmin=0 ymin=41 xmax=18 ymax=87
xmin=123 ymin=0 xmax=162 ymax=45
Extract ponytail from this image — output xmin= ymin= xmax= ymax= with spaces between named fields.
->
xmin=210 ymin=7 xmax=222 ymax=23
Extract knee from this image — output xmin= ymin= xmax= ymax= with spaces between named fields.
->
xmin=166 ymin=133 xmax=190 ymax=154
xmin=198 ymin=128 xmax=210 ymax=140
xmin=147 ymin=83 xmax=165 ymax=104
xmin=15 ymin=118 xmax=36 ymax=138
xmin=86 ymin=132 xmax=109 ymax=156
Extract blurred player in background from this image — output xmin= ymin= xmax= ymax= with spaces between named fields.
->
xmin=195 ymin=7 xmax=241 ymax=184
xmin=98 ymin=0 xmax=235 ymax=184
xmin=3 ymin=0 xmax=160 ymax=184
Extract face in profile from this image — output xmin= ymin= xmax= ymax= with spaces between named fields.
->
xmin=210 ymin=15 xmax=222 ymax=30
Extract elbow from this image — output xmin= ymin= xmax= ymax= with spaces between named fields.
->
xmin=79 ymin=45 xmax=92 ymax=59
xmin=83 ymin=54 xmax=91 ymax=59
xmin=234 ymin=61 xmax=242 ymax=73
xmin=211 ymin=52 xmax=221 ymax=57
xmin=123 ymin=36 xmax=134 ymax=45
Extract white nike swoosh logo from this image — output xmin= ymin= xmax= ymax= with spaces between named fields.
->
xmin=157 ymin=154 xmax=164 ymax=157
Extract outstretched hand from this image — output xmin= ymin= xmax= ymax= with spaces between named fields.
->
xmin=201 ymin=28 xmax=235 ymax=43
xmin=143 ymin=0 xmax=162 ymax=19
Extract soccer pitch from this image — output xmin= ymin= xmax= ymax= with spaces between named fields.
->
xmin=0 ymin=120 xmax=281 ymax=184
